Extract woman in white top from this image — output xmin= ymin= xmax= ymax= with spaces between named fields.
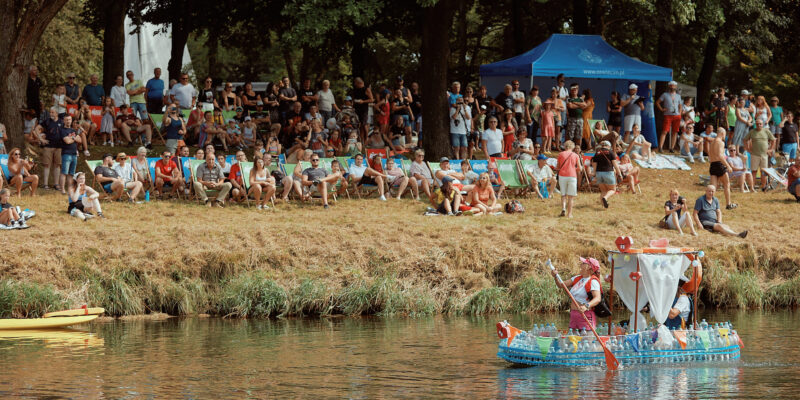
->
xmin=481 ymin=117 xmax=504 ymax=157
xmin=316 ymin=80 xmax=340 ymax=123
xmin=67 ymin=172 xmax=103 ymax=220
xmin=131 ymin=146 xmax=152 ymax=192
xmin=627 ymin=124 xmax=652 ymax=161
xmin=753 ymin=95 xmax=771 ymax=125
xmin=249 ymin=156 xmax=276 ymax=210
xmin=109 ymin=75 xmax=128 ymax=108
xmin=408 ymin=149 xmax=433 ymax=200
xmin=550 ymin=257 xmax=602 ymax=330
xmin=726 ymin=146 xmax=754 ymax=193
xmin=681 ymin=97 xmax=695 ymax=124
xmin=52 ymin=85 xmax=67 ymax=116
xmin=385 ymin=158 xmax=417 ymax=200
xmin=113 ymin=152 xmax=143 ymax=201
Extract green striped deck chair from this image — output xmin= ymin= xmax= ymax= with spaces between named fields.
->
xmin=189 ymin=159 xmax=221 ymax=203
xmin=495 ymin=159 xmax=526 ymax=194
xmin=150 ymin=113 xmax=164 ymax=129
xmin=85 ymin=160 xmax=105 ymax=194
xmin=238 ymin=161 xmax=254 ymax=207
xmin=426 ymin=162 xmax=441 ymax=188
xmin=517 ymin=160 xmax=536 ymax=187
xmin=266 ymin=163 xmax=286 ymax=199
xmin=299 ymin=160 xmax=338 ymax=202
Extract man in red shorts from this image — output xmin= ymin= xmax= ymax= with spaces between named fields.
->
xmin=656 ymin=80 xmax=683 ymax=152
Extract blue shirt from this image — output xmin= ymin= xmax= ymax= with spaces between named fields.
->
xmin=694 ymin=195 xmax=719 ymax=223
xmin=81 ymin=84 xmax=105 ymax=106
xmin=146 ymin=78 xmax=165 ymax=100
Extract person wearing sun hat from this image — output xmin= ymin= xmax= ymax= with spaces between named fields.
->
xmin=550 ymin=256 xmax=602 ymax=330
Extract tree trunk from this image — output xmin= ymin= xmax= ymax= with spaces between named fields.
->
xmin=298 ymin=45 xmax=311 ymax=82
xmin=0 ymin=0 xmax=69 ymax=149
xmin=168 ymin=18 xmax=189 ymax=82
xmin=696 ymin=34 xmax=720 ymax=110
xmin=455 ymin=0 xmax=470 ymax=84
xmin=421 ymin=0 xmax=457 ymax=160
xmin=282 ymin=47 xmax=295 ymax=84
xmin=589 ymin=0 xmax=605 ymax=35
xmin=102 ymin=1 xmax=126 ymax=92
xmin=350 ymin=27 xmax=367 ymax=80
xmin=511 ymin=0 xmax=526 ymax=55
xmin=573 ymin=0 xmax=588 ymax=34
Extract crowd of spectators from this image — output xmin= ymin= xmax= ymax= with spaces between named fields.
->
xmin=0 ymin=64 xmax=796 ymax=232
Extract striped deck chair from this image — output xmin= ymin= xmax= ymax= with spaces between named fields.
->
xmin=189 ymin=159 xmax=221 ymax=204
xmin=299 ymin=160 xmax=338 ymax=203
xmin=84 ymin=160 xmax=105 ymax=195
xmin=427 ymin=162 xmax=442 ymax=188
xmin=238 ymin=161 xmax=258 ymax=208
xmin=494 ymin=159 xmax=526 ymax=195
xmin=346 ymin=158 xmax=382 ymax=198
xmin=580 ymin=153 xmax=597 ymax=192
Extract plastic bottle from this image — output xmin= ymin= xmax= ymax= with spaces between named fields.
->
xmin=700 ymin=319 xmax=708 ymax=330
xmin=145 ymin=190 xmax=150 ymax=202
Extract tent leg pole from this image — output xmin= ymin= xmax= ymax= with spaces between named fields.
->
xmin=693 ymin=264 xmax=699 ymax=330
xmin=634 ymin=258 xmax=640 ymax=333
xmin=608 ymin=255 xmax=615 ymax=336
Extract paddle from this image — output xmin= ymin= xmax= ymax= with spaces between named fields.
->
xmin=547 ymin=259 xmax=619 ymax=370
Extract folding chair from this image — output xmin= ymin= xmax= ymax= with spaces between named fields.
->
xmin=299 ymin=160 xmax=338 ymax=203
xmin=494 ymin=159 xmax=527 ymax=196
xmin=189 ymin=159 xmax=221 ymax=204
xmin=147 ymin=114 xmax=166 ymax=144
xmin=366 ymin=148 xmax=388 ymax=161
xmin=84 ymin=160 xmax=106 ymax=196
xmin=346 ymin=158 xmax=382 ymax=198
xmin=761 ymin=167 xmax=788 ymax=191
xmin=238 ymin=161 xmax=257 ymax=208
xmin=579 ymin=153 xmax=596 ymax=192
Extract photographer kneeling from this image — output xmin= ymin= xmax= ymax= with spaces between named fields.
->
xmin=660 ymin=188 xmax=697 ymax=236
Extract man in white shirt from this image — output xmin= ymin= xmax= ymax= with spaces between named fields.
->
xmin=170 ymin=74 xmax=198 ymax=110
xmin=656 ymin=80 xmax=683 ymax=152
xmin=481 ymin=117 xmax=504 ymax=157
xmin=434 ymin=157 xmax=473 ymax=191
xmin=621 ymin=84 xmax=644 ymax=142
xmin=450 ymin=97 xmax=471 ymax=160
xmin=511 ymin=80 xmax=526 ymax=127
xmin=526 ymin=154 xmax=557 ymax=199
xmin=348 ymin=153 xmax=388 ymax=201
xmin=679 ymin=123 xmax=704 ymax=163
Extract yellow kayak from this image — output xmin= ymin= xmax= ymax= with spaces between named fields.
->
xmin=0 ymin=315 xmax=98 ymax=330
xmin=43 ymin=307 xmax=105 ymax=318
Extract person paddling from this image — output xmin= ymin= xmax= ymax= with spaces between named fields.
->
xmin=550 ymin=257 xmax=602 ymax=330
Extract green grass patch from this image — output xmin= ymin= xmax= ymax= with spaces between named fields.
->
xmin=286 ymin=279 xmax=333 ymax=316
xmin=510 ymin=276 xmax=566 ymax=312
xmin=217 ymin=272 xmax=287 ymax=317
xmin=0 ymin=279 xmax=68 ymax=318
xmin=464 ymin=287 xmax=509 ymax=315
xmin=766 ymin=276 xmax=800 ymax=308
xmin=334 ymin=276 xmax=436 ymax=316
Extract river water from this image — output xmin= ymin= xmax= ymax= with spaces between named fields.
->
xmin=0 ymin=310 xmax=798 ymax=399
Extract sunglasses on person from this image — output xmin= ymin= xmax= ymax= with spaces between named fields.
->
xmin=11 ymin=152 xmax=21 ymax=156
xmin=326 ymin=149 xmax=335 ymax=153
xmin=311 ymin=158 xmax=320 ymax=162
xmin=163 ymin=154 xmax=171 ymax=158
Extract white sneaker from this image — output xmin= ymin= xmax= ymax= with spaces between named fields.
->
xmin=699 ymin=157 xmax=707 ymax=163
xmin=256 ymin=205 xmax=263 ymax=210
xmin=262 ymin=205 xmax=269 ymax=210
xmin=688 ymin=155 xmax=695 ymax=163
xmin=380 ymin=195 xmax=387 ymax=201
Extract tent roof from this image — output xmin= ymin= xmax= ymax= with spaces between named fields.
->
xmin=479 ymin=34 xmax=672 ymax=81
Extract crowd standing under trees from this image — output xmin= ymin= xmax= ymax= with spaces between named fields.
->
xmin=0 ymin=57 xmax=797 ymax=234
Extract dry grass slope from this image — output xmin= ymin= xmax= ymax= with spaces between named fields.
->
xmin=2 ymin=161 xmax=799 ymax=317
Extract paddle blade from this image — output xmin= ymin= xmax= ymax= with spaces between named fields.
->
xmin=602 ymin=345 xmax=620 ymax=370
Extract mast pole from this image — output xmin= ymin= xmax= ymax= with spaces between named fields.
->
xmin=633 ymin=256 xmax=640 ymax=333
xmin=608 ymin=253 xmax=615 ymax=336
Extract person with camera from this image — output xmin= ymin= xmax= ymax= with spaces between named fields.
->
xmin=661 ymin=188 xmax=697 ymax=236
xmin=391 ymin=88 xmax=414 ymax=143
xmin=450 ymin=97 xmax=471 ymax=160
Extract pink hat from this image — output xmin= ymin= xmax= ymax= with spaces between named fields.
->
xmin=579 ymin=257 xmax=601 ymax=272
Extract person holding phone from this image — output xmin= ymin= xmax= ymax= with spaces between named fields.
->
xmin=661 ymin=188 xmax=697 ymax=235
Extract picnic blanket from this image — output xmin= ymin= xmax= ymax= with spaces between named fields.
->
xmin=635 ymin=154 xmax=691 ymax=171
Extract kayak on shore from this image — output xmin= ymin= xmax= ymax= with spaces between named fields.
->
xmin=0 ymin=306 xmax=104 ymax=330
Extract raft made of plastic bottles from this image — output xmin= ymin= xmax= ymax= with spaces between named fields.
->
xmin=496 ymin=320 xmax=742 ymax=368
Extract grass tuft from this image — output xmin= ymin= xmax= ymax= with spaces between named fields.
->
xmin=286 ymin=279 xmax=332 ymax=316
xmin=510 ymin=276 xmax=567 ymax=312
xmin=0 ymin=280 xmax=67 ymax=318
xmin=464 ymin=287 xmax=509 ymax=315
xmin=217 ymin=272 xmax=287 ymax=317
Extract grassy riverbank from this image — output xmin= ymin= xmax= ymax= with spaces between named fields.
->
xmin=2 ymin=160 xmax=799 ymax=318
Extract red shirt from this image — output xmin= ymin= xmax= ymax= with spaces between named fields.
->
xmin=369 ymin=158 xmax=383 ymax=173
xmin=155 ymin=159 xmax=178 ymax=180
xmin=228 ymin=163 xmax=242 ymax=184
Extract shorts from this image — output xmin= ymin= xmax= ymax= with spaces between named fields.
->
xmin=569 ymin=309 xmax=596 ymax=330
xmin=566 ymin=117 xmax=583 ymax=143
xmin=41 ymin=147 xmax=62 ymax=168
xmin=558 ymin=176 xmax=577 ymax=196
xmin=770 ymin=124 xmax=782 ymax=136
xmin=680 ymin=145 xmax=699 ymax=157
xmin=782 ymin=143 xmax=797 ymax=159
xmin=166 ymin=139 xmax=179 ymax=155
xmin=662 ymin=114 xmax=681 ymax=133
xmin=437 ymin=199 xmax=455 ymax=214
xmin=61 ymin=154 xmax=77 ymax=176
xmin=595 ymin=170 xmax=616 ymax=185
xmin=102 ymin=183 xmax=113 ymax=193
xmin=402 ymin=114 xmax=412 ymax=128
xmin=665 ymin=212 xmax=689 ymax=230
xmin=358 ymin=175 xmax=376 ymax=186
xmin=789 ymin=178 xmax=800 ymax=196
xmin=750 ymin=155 xmax=768 ymax=171
xmin=709 ymin=161 xmax=728 ymax=177
xmin=450 ymin=133 xmax=467 ymax=147
xmin=624 ymin=115 xmax=642 ymax=133
xmin=130 ymin=102 xmax=148 ymax=120
xmin=630 ymin=147 xmax=642 ymax=157
xmin=700 ymin=219 xmax=717 ymax=232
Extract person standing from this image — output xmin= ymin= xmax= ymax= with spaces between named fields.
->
xmin=350 ymin=77 xmax=373 ymax=140
xmin=125 ymin=70 xmax=148 ymax=120
xmin=511 ymin=80 xmax=526 ymax=127
xmin=40 ymin=108 xmax=63 ymax=191
xmin=58 ymin=115 xmax=81 ymax=194
xmin=109 ymin=75 xmax=128 ymax=107
xmin=708 ymin=127 xmax=737 ymax=209
xmin=317 ymin=79 xmax=340 ymax=123
xmin=712 ymin=88 xmax=729 ymax=132
xmin=525 ymin=86 xmax=541 ymax=144
xmin=769 ymin=96 xmax=784 ymax=139
xmin=450 ymin=97 xmax=470 ymax=160
xmin=779 ymin=112 xmax=798 ymax=162
xmin=732 ymin=97 xmax=752 ymax=148
xmin=555 ymin=140 xmax=581 ymax=218
xmin=81 ymin=74 xmax=105 ymax=107
xmin=565 ymin=83 xmax=586 ymax=146
xmin=656 ymin=80 xmax=682 ymax=152
xmin=620 ymin=84 xmax=644 ymax=143
xmin=170 ymin=74 xmax=198 ymax=110
xmin=26 ymin=66 xmax=43 ymax=116
xmin=145 ymin=68 xmax=165 ymax=115
xmin=743 ymin=119 xmax=776 ymax=190
xmin=64 ymin=73 xmax=80 ymax=106
xmin=580 ymin=89 xmax=595 ymax=149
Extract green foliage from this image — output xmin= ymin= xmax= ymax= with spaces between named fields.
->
xmin=464 ymin=287 xmax=509 ymax=315
xmin=0 ymin=280 xmax=68 ymax=318
xmin=286 ymin=279 xmax=333 ymax=316
xmin=510 ymin=276 xmax=566 ymax=313
xmin=34 ymin=0 xmax=103 ymax=92
xmin=218 ymin=272 xmax=288 ymax=317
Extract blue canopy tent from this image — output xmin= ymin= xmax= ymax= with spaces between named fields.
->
xmin=480 ymin=34 xmax=672 ymax=145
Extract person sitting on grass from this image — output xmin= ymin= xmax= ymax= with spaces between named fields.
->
xmin=67 ymin=172 xmax=104 ymax=220
xmin=94 ymin=153 xmax=125 ymax=201
xmin=6 ymin=147 xmax=38 ymax=197
xmin=786 ymin=159 xmax=800 ymax=202
xmin=432 ymin=176 xmax=462 ymax=215
xmin=487 ymin=158 xmax=506 ymax=198
xmin=301 ymin=154 xmax=339 ymax=208
xmin=228 ymin=151 xmax=249 ymax=203
xmin=661 ymin=188 xmax=697 ymax=236
xmin=692 ymin=185 xmax=747 ymax=238
xmin=194 ymin=153 xmax=232 ymax=207
xmin=113 ymin=152 xmax=144 ymax=202
xmin=409 ymin=149 xmax=433 ymax=200
xmin=348 ymin=153 xmax=388 ymax=201
xmin=248 ymin=156 xmax=276 ymax=210
xmin=154 ymin=150 xmax=184 ymax=199
xmin=385 ymin=158 xmax=416 ymax=200
xmin=525 ymin=154 xmax=556 ymax=199
xmin=466 ymin=172 xmax=501 ymax=215
xmin=617 ymin=154 xmax=640 ymax=193
xmin=0 ymin=188 xmax=28 ymax=228
xmin=727 ymin=146 xmax=754 ymax=193
xmin=680 ymin=123 xmax=704 ymax=163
